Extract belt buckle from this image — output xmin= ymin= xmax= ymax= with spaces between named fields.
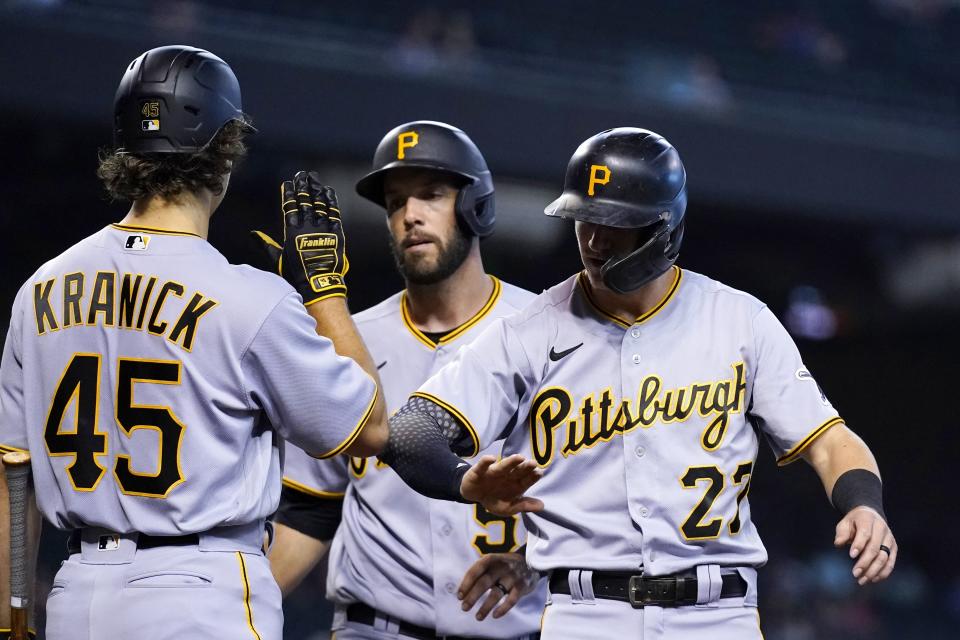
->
xmin=627 ymin=575 xmax=646 ymax=608
xmin=628 ymin=575 xmax=675 ymax=608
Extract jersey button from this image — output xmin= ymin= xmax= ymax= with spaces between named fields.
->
xmin=631 ymin=328 xmax=640 ymax=339
xmin=441 ymin=524 xmax=452 ymax=536
xmin=634 ymin=446 xmax=646 ymax=458
xmin=638 ymin=506 xmax=650 ymax=518
xmin=445 ymin=582 xmax=456 ymax=594
xmin=632 ymin=354 xmax=641 ymax=364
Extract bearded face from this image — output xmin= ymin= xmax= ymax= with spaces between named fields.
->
xmin=384 ymin=168 xmax=473 ymax=285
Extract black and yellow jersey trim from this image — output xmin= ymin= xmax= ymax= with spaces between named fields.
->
xmin=776 ymin=416 xmax=844 ymax=466
xmin=578 ymin=266 xmax=682 ymax=329
xmin=236 ymin=552 xmax=262 ymax=640
xmin=0 ymin=443 xmax=28 ymax=455
xmin=281 ymin=477 xmax=346 ymax=499
xmin=110 ymin=223 xmax=202 ymax=238
xmin=0 ymin=628 xmax=37 ymax=639
xmin=401 ymin=276 xmax=502 ymax=349
xmin=303 ymin=291 xmax=347 ymax=307
xmin=315 ymin=383 xmax=379 ymax=459
xmin=410 ymin=390 xmax=481 ymax=457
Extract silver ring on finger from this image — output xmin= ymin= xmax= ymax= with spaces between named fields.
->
xmin=494 ymin=581 xmax=510 ymax=595
xmin=879 ymin=544 xmax=891 ymax=555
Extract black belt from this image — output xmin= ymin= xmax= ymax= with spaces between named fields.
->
xmin=67 ymin=530 xmax=199 ymax=555
xmin=549 ymin=569 xmax=747 ymax=608
xmin=346 ymin=602 xmax=540 ymax=640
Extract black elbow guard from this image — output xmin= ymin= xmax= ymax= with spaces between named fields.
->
xmin=831 ymin=469 xmax=885 ymax=521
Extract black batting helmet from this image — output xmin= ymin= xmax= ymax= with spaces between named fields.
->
xmin=355 ymin=121 xmax=495 ymax=237
xmin=545 ymin=127 xmax=686 ymax=293
xmin=113 ymin=45 xmax=250 ymax=154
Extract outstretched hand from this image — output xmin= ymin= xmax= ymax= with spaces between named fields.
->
xmin=460 ymin=454 xmax=543 ymax=517
xmin=834 ymin=506 xmax=897 ymax=585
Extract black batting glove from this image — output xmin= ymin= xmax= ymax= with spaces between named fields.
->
xmin=252 ymin=171 xmax=349 ymax=305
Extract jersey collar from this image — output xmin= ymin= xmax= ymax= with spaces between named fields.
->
xmin=577 ymin=266 xmax=683 ymax=329
xmin=110 ymin=223 xmax=202 ymax=239
xmin=401 ymin=275 xmax=502 ymax=350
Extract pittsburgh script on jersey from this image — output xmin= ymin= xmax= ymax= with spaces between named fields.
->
xmin=529 ymin=362 xmax=747 ymax=466
xmin=32 ymin=271 xmax=218 ymax=352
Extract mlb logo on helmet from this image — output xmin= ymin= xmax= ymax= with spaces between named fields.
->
xmin=140 ymin=100 xmax=161 ymax=131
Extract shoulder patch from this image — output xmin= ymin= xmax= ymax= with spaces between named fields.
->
xmin=796 ymin=367 xmax=831 ymax=406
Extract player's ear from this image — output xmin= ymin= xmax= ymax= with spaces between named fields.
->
xmin=209 ymin=172 xmax=232 ymax=215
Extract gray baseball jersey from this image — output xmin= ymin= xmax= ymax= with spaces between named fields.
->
xmin=282 ymin=276 xmax=548 ymax=637
xmin=0 ymin=223 xmax=378 ymax=535
xmin=416 ymin=267 xmax=843 ymax=576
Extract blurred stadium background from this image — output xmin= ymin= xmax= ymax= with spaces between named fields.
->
xmin=1 ymin=0 xmax=958 ymax=638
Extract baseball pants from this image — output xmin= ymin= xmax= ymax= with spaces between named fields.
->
xmin=539 ymin=567 xmax=763 ymax=640
xmin=330 ymin=605 xmax=540 ymax=640
xmin=45 ymin=526 xmax=281 ymax=640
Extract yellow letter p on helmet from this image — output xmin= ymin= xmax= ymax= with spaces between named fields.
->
xmin=397 ymin=131 xmax=419 ymax=159
xmin=587 ymin=165 xmax=611 ymax=196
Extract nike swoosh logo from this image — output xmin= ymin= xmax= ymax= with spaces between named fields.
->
xmin=377 ymin=361 xmax=388 ymax=370
xmin=549 ymin=343 xmax=583 ymax=362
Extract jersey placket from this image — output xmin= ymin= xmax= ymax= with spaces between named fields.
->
xmin=427 ymin=340 xmax=464 ymax=630
xmin=619 ymin=321 xmax=654 ymax=567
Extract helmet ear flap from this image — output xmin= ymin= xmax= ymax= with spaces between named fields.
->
xmin=600 ymin=221 xmax=679 ymax=294
xmin=664 ymin=219 xmax=684 ymax=262
xmin=455 ymin=185 xmax=475 ymax=227
xmin=454 ymin=182 xmax=495 ymax=238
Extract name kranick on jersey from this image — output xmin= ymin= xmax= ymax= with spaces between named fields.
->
xmin=282 ymin=276 xmax=548 ymax=637
xmin=416 ymin=267 xmax=843 ymax=576
xmin=0 ymin=223 xmax=377 ymax=535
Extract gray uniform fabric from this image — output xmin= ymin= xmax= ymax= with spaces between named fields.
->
xmin=282 ymin=277 xmax=549 ymax=639
xmin=410 ymin=267 xmax=843 ymax=637
xmin=0 ymin=223 xmax=378 ymax=640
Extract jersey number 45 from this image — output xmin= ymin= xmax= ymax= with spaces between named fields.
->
xmin=44 ymin=353 xmax=185 ymax=498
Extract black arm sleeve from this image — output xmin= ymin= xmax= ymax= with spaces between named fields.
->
xmin=274 ymin=485 xmax=344 ymax=541
xmin=379 ymin=396 xmax=474 ymax=503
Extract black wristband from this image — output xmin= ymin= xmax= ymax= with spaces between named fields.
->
xmin=831 ymin=469 xmax=885 ymax=521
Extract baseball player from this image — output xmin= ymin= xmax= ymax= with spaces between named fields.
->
xmin=267 ymin=121 xmax=548 ymax=639
xmin=379 ymin=128 xmax=897 ymax=638
xmin=0 ymin=45 xmax=387 ymax=640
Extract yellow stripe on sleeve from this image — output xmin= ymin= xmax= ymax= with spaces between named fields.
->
xmin=776 ymin=417 xmax=845 ymax=466
xmin=314 ymin=383 xmax=379 ymax=460
xmin=410 ymin=391 xmax=481 ymax=457
xmin=0 ymin=443 xmax=28 ymax=455
xmin=281 ymin=477 xmax=346 ymax=499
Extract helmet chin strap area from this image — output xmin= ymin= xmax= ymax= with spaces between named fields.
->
xmin=600 ymin=222 xmax=675 ymax=294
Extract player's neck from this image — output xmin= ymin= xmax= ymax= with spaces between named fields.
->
xmin=404 ymin=247 xmax=493 ymax=333
xmin=121 ymin=191 xmax=213 ymax=239
xmin=586 ymin=268 xmax=675 ymax=323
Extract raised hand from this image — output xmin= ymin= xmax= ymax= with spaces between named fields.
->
xmin=460 ymin=454 xmax=544 ymax=517
xmin=252 ymin=171 xmax=349 ymax=304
